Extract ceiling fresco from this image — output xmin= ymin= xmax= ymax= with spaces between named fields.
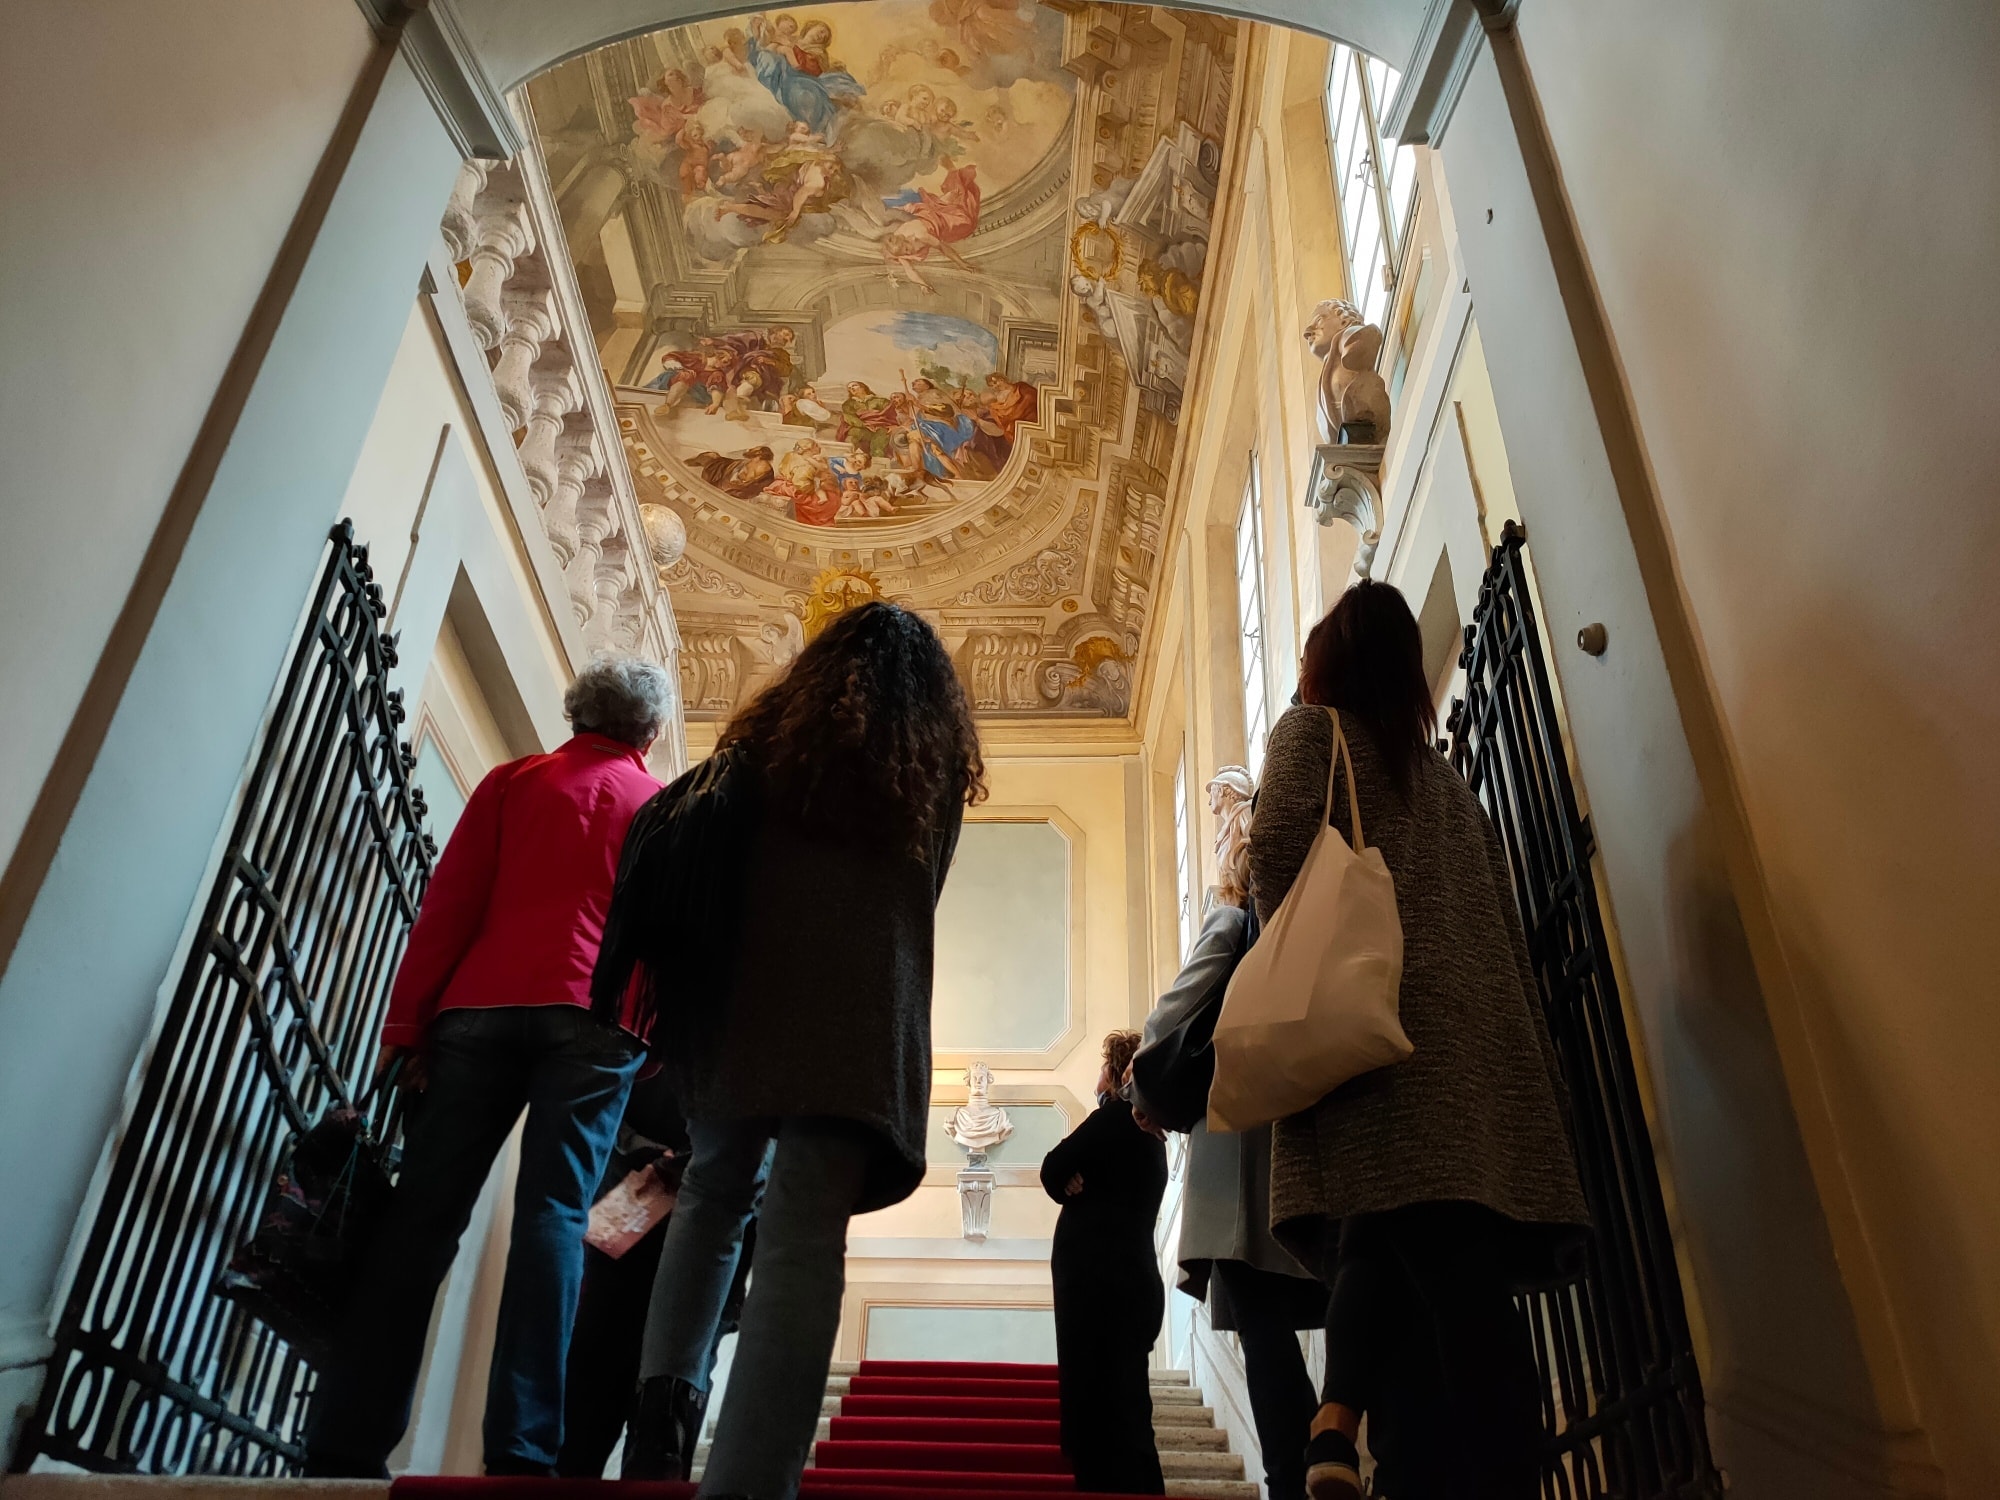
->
xmin=527 ymin=0 xmax=1238 ymax=720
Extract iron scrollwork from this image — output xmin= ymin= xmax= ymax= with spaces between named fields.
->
xmin=17 ymin=522 xmax=436 ymax=1474
xmin=1448 ymin=520 xmax=1722 ymax=1499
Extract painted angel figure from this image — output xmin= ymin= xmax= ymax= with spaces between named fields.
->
xmin=878 ymin=166 xmax=982 ymax=291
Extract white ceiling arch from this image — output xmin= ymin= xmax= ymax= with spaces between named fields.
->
xmin=452 ymin=0 xmax=1425 ymax=92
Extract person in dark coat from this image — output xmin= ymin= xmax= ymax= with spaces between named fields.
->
xmin=1130 ymin=767 xmax=1327 ymax=1500
xmin=555 ymin=1073 xmax=757 ymax=1478
xmin=624 ymin=602 xmax=985 ymax=1498
xmin=1247 ymin=582 xmax=1589 ymax=1500
xmin=1041 ymin=1030 xmax=1169 ymax=1496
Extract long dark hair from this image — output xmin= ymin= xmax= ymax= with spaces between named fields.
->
xmin=719 ymin=601 xmax=986 ymax=855
xmin=1297 ymin=579 xmax=1436 ymax=796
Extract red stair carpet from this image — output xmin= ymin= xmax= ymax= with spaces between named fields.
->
xmin=390 ymin=1360 xmax=1171 ymax=1500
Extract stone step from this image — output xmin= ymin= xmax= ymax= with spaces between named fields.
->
xmin=813 ymin=1394 xmax=1217 ymax=1425
xmin=824 ymin=1374 xmax=1206 ymax=1403
xmin=1160 ymin=1450 xmax=1246 ymax=1479
xmin=699 ymin=1418 xmax=1230 ymax=1464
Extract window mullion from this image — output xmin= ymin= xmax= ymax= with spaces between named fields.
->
xmin=1356 ymin=62 xmax=1400 ymax=289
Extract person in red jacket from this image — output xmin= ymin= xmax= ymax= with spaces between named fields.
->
xmin=304 ymin=655 xmax=671 ymax=1478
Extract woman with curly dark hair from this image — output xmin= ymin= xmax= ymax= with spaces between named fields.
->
xmin=624 ymin=602 xmax=984 ymax=1497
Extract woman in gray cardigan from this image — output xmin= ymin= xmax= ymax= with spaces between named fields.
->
xmin=1248 ymin=582 xmax=1587 ymax=1500
xmin=625 ymin=603 xmax=985 ymax=1498
xmin=1132 ymin=767 xmax=1326 ymax=1500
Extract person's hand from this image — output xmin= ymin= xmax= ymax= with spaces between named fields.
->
xmin=1131 ymin=1106 xmax=1166 ymax=1141
xmin=652 ymin=1151 xmax=688 ymax=1194
xmin=374 ymin=1043 xmax=427 ymax=1093
xmin=1064 ymin=1172 xmax=1085 ymax=1197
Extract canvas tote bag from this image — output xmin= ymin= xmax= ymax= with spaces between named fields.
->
xmin=1206 ymin=708 xmax=1411 ymax=1132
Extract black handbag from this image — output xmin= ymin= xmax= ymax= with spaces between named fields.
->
xmin=1130 ymin=905 xmax=1258 ymax=1133
xmin=214 ymin=1071 xmax=400 ymax=1365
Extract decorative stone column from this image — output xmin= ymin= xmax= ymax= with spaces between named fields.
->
xmin=567 ymin=477 xmax=616 ymax=631
xmin=518 ymin=356 xmax=581 ymax=504
xmin=546 ymin=424 xmax=602 ymax=565
xmin=461 ymin=199 xmax=534 ymax=352
xmin=438 ymin=162 xmax=492 ymax=265
xmin=491 ymin=284 xmax=558 ymax=432
xmin=589 ymin=533 xmax=632 ymax=649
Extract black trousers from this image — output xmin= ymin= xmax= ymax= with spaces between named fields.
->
xmin=1321 ymin=1202 xmax=1544 ymax=1500
xmin=556 ymin=1232 xmax=668 ymax=1477
xmin=1053 ymin=1268 xmax=1165 ymax=1495
xmin=1209 ymin=1260 xmax=1326 ymax=1500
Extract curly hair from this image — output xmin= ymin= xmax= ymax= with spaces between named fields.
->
xmin=1102 ymin=1029 xmax=1144 ymax=1081
xmin=718 ymin=601 xmax=986 ymax=855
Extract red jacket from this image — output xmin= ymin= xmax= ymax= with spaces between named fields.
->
xmin=381 ymin=734 xmax=662 ymax=1047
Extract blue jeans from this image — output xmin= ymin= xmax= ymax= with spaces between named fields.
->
xmin=641 ymin=1117 xmax=870 ymax=1499
xmin=304 ymin=1005 xmax=640 ymax=1476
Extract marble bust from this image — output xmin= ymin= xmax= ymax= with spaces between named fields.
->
xmin=1305 ymin=297 xmax=1392 ymax=445
xmin=945 ymin=1062 xmax=1014 ymax=1157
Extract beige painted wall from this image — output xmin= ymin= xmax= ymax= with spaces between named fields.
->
xmin=853 ymin=752 xmax=1140 ymax=1248
xmin=1514 ymin=4 xmax=2000 ymax=1489
xmin=0 ymin=0 xmax=374 ymax=877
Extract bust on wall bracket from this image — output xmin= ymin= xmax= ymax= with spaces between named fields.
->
xmin=1303 ymin=296 xmax=1392 ymax=581
xmin=946 ymin=1062 xmax=1013 ymax=1243
xmin=1305 ymin=297 xmax=1393 ymax=448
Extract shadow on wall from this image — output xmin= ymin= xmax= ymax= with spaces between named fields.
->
xmin=1662 ymin=820 xmax=1897 ymax=1498
xmin=1734 ymin=602 xmax=2000 ymax=1495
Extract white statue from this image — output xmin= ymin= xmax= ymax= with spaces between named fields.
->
xmin=1305 ymin=298 xmax=1391 ymax=444
xmin=945 ymin=1062 xmax=1013 ymax=1157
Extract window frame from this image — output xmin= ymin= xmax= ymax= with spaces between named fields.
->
xmin=1235 ymin=458 xmax=1272 ymax=777
xmin=1324 ymin=45 xmax=1422 ymax=330
xmin=1172 ymin=750 xmax=1195 ymax=960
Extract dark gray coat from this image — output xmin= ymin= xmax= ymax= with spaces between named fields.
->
xmin=666 ymin=797 xmax=964 ymax=1214
xmin=1250 ymin=705 xmax=1588 ymax=1264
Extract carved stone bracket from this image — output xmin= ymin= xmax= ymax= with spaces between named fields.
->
xmin=1308 ymin=441 xmax=1387 ymax=579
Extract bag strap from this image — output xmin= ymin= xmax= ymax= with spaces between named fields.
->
xmin=1319 ymin=707 xmax=1366 ymax=851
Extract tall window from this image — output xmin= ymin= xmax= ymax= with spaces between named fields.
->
xmin=1173 ymin=752 xmax=1195 ymax=959
xmin=1325 ymin=44 xmax=1420 ymax=330
xmin=1236 ymin=462 xmax=1271 ymax=777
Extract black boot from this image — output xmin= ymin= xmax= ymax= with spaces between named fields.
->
xmin=622 ymin=1374 xmax=709 ymax=1480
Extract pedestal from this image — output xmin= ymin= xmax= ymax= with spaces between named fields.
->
xmin=957 ymin=1151 xmax=995 ymax=1243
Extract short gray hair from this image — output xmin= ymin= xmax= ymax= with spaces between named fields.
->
xmin=564 ymin=653 xmax=673 ymax=747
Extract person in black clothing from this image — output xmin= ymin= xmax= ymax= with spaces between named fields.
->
xmin=1041 ymin=1030 xmax=1169 ymax=1496
xmin=555 ymin=1073 xmax=756 ymax=1478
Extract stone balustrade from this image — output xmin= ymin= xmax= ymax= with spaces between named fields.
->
xmin=435 ymin=152 xmax=686 ymax=763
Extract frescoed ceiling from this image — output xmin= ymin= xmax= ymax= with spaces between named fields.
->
xmin=526 ymin=0 xmax=1238 ymax=721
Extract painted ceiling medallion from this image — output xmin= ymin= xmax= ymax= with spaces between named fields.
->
xmin=528 ymin=0 xmax=1238 ymax=720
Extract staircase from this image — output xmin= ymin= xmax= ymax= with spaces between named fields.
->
xmin=696 ymin=1359 xmax=1257 ymax=1498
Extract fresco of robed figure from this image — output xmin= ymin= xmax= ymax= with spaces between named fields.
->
xmin=618 ymin=0 xmax=1069 ymax=528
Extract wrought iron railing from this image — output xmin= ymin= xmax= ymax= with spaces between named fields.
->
xmin=18 ymin=521 xmax=435 ymax=1474
xmin=1447 ymin=521 xmax=1722 ymax=1499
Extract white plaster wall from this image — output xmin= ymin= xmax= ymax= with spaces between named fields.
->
xmin=0 ymin=54 xmax=467 ymax=1459
xmin=0 ymin=0 xmax=374 ymax=877
xmin=1508 ymin=6 xmax=2000 ymax=1491
xmin=1443 ymin=45 xmax=1911 ymax=1500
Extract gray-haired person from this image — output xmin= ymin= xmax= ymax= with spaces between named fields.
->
xmin=306 ymin=654 xmax=671 ymax=1477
